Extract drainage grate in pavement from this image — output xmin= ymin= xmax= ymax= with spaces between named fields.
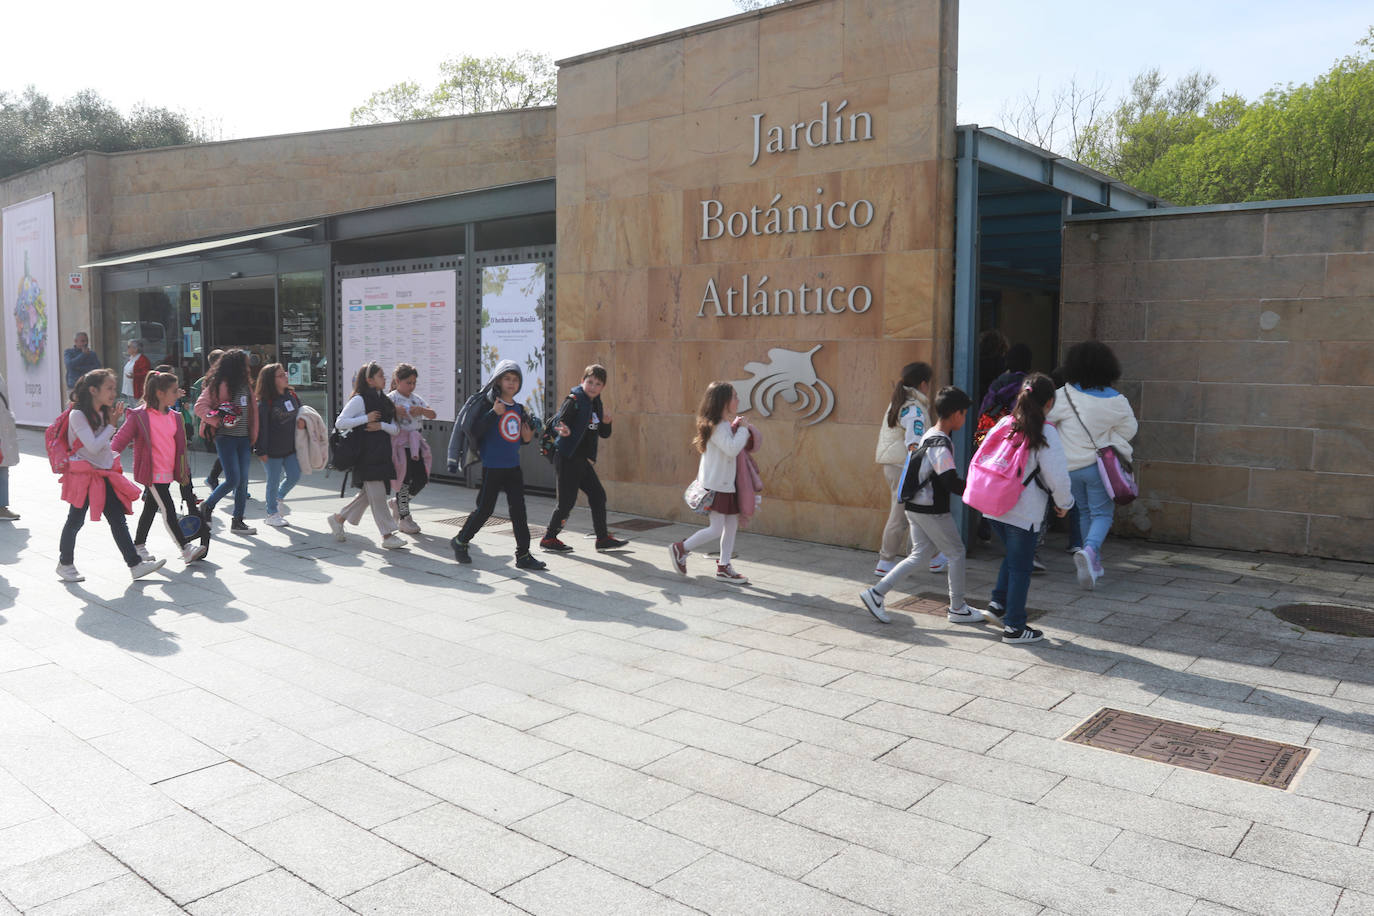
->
xmin=612 ymin=518 xmax=673 ymax=531
xmin=1270 ymin=603 xmax=1374 ymax=637
xmin=1064 ymin=707 xmax=1312 ymax=790
xmin=433 ymin=515 xmax=509 ymax=528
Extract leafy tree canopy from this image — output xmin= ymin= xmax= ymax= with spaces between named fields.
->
xmin=0 ymin=86 xmax=204 ymax=180
xmin=351 ymin=52 xmax=556 ymax=125
xmin=1003 ymin=27 xmax=1374 ymax=205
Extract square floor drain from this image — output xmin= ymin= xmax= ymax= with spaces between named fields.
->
xmin=612 ymin=518 xmax=673 ymax=531
xmin=1064 ymin=707 xmax=1312 ymax=790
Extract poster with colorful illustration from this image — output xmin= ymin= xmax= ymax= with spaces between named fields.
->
xmin=339 ymin=270 xmax=457 ymax=421
xmin=480 ymin=262 xmax=547 ymax=419
xmin=2 ymin=193 xmax=60 ymax=424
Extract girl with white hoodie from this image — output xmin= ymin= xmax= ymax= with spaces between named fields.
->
xmin=873 ymin=362 xmax=934 ymax=576
xmin=1046 ymin=341 xmax=1137 ymax=591
xmin=669 ymin=381 xmax=753 ymax=585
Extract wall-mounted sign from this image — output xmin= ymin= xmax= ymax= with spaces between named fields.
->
xmin=480 ymin=262 xmax=547 ymax=418
xmin=732 ymin=344 xmax=834 ymax=426
xmin=68 ymin=272 xmax=83 ymax=290
xmin=2 ymin=193 xmax=61 ymax=423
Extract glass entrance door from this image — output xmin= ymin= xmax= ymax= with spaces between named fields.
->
xmin=206 ymin=275 xmax=277 ymax=381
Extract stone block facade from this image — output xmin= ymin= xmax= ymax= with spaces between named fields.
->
xmin=556 ymin=0 xmax=959 ymax=548
xmin=1061 ymin=201 xmax=1374 ymax=561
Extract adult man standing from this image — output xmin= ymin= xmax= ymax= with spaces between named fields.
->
xmin=64 ymin=332 xmax=100 ymax=389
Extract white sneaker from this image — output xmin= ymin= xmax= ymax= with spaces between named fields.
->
xmin=946 ymin=603 xmax=984 ymax=624
xmin=398 ymin=515 xmax=422 ymax=535
xmin=929 ymin=553 xmax=948 ymax=573
xmin=130 ymin=558 xmax=166 ymax=580
xmin=874 ymin=559 xmax=895 ymax=576
xmin=860 ymin=587 xmax=890 ymax=624
xmin=1073 ymin=548 xmax=1097 ymax=591
xmin=275 ymin=500 xmax=291 ymax=517
xmin=181 ymin=543 xmax=208 ymax=563
xmin=381 ymin=533 xmax=408 ymax=550
xmin=56 ymin=564 xmax=84 ymax=582
xmin=264 ymin=513 xmax=288 ymax=527
xmin=135 ymin=544 xmax=156 ymax=562
xmin=328 ymin=514 xmax=346 ymax=542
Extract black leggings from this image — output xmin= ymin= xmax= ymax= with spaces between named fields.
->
xmin=457 ymin=466 xmax=529 ymax=554
xmin=396 ymin=452 xmax=429 ymax=518
xmin=546 ymin=454 xmax=608 ymax=539
xmin=60 ymin=481 xmax=140 ymax=567
xmin=135 ymin=483 xmax=192 ymax=549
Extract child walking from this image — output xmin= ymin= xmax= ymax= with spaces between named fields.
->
xmin=112 ymin=371 xmax=208 ymax=565
xmin=448 ymin=359 xmax=546 ymax=570
xmin=861 ymin=387 xmax=989 ymax=625
xmin=668 ymin=381 xmax=753 ymax=585
xmin=328 ymin=363 xmax=406 ymax=549
xmin=388 ymin=363 xmax=435 ymax=535
xmin=254 ymin=363 xmax=304 ymax=528
xmin=540 ymin=363 xmax=628 ymax=553
xmin=56 ymin=369 xmax=165 ymax=582
xmin=980 ymin=373 xmax=1074 ymax=644
xmin=873 ymin=362 xmax=948 ymax=576
xmin=194 ymin=349 xmax=258 ymax=535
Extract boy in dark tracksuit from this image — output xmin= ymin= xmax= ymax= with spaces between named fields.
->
xmin=539 ymin=364 xmax=629 ymax=553
xmin=449 ymin=359 xmax=546 ymax=570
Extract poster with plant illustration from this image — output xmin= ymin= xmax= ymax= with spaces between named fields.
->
xmin=2 ymin=193 xmax=60 ymax=424
xmin=480 ymin=262 xmax=547 ymax=419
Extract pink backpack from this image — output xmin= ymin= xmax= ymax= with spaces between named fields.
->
xmin=45 ymin=407 xmax=76 ymax=474
xmin=964 ymin=417 xmax=1039 ymax=516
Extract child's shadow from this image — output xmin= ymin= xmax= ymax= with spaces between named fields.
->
xmin=68 ymin=583 xmax=182 ymax=656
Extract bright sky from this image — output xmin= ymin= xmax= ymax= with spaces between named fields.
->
xmin=4 ymin=0 xmax=1370 ymax=142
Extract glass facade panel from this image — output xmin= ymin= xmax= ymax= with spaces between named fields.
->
xmin=102 ymin=284 xmax=191 ymax=384
xmin=278 ymin=270 xmax=328 ymax=417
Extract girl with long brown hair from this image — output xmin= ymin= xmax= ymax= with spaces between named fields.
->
xmin=668 ymin=381 xmax=754 ymax=584
xmin=327 ymin=363 xmax=406 ymax=550
xmin=254 ymin=362 xmax=304 ymax=528
xmin=194 ymin=348 xmax=258 ymax=534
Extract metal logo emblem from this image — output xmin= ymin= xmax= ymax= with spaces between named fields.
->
xmin=732 ymin=344 xmax=834 ymax=425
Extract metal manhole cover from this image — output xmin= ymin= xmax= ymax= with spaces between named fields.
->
xmin=1271 ymin=603 xmax=1374 ymax=637
xmin=612 ymin=518 xmax=673 ymax=531
xmin=889 ymin=592 xmax=1045 ymax=622
xmin=1064 ymin=707 xmax=1312 ymax=790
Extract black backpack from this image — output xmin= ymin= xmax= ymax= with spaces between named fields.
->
xmin=899 ymin=434 xmax=953 ymax=504
xmin=328 ymin=427 xmax=363 ymax=473
xmin=539 ymin=396 xmax=574 ymax=463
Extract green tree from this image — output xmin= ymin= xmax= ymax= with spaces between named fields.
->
xmin=0 ymin=86 xmax=204 ymax=179
xmin=351 ymin=52 xmax=556 ymax=125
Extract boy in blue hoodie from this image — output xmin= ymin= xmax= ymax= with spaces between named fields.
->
xmin=449 ymin=360 xmax=547 ymax=570
xmin=539 ymin=364 xmax=629 ymax=553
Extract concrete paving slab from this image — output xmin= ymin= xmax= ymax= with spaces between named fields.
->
xmin=373 ymin=802 xmax=565 ymax=892
xmin=498 ymin=857 xmax=697 ymax=916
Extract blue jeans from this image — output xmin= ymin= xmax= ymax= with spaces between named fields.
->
xmin=1070 ymin=464 xmax=1114 ymax=553
xmin=264 ymin=454 xmax=301 ymax=515
xmin=208 ymin=435 xmax=252 ymax=518
xmin=0 ymin=466 xmax=8 ymax=506
xmin=990 ymin=520 xmax=1037 ymax=631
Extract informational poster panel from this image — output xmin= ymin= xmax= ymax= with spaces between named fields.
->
xmin=340 ymin=270 xmax=457 ymax=421
xmin=480 ymin=262 xmax=547 ymax=418
xmin=2 ymin=193 xmax=61 ymax=424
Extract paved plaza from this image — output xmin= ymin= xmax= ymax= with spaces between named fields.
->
xmin=1 ymin=430 xmax=1373 ymax=915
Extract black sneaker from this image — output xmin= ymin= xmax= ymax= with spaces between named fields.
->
xmin=450 ymin=537 xmax=471 ymax=564
xmin=1002 ymin=625 xmax=1044 ymax=645
xmin=515 ymin=552 xmax=547 ymax=571
xmin=595 ymin=536 xmax=630 ymax=551
xmin=231 ymin=518 xmax=256 ymax=535
xmin=540 ymin=536 xmax=574 ymax=553
xmin=980 ymin=601 xmax=1006 ymax=625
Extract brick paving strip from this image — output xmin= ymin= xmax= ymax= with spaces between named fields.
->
xmin=1 ymin=430 xmax=1373 ymax=915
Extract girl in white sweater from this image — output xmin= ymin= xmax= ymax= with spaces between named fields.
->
xmin=873 ymin=362 xmax=941 ymax=576
xmin=669 ymin=382 xmax=752 ymax=584
xmin=1046 ymin=341 xmax=1138 ymax=591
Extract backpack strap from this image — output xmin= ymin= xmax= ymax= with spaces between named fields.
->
xmin=1063 ymin=387 xmax=1101 ymax=450
xmin=901 ymin=434 xmax=952 ymax=501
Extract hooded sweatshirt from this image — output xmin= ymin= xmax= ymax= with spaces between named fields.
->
xmin=472 ymin=359 xmax=529 ymax=469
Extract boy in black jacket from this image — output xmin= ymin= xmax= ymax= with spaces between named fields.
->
xmin=539 ymin=364 xmax=628 ymax=552
xmin=861 ymin=386 xmax=993 ymax=626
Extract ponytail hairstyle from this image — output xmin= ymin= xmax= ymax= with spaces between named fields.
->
xmin=693 ymin=382 xmax=736 ymax=454
xmin=391 ymin=362 xmax=418 ymax=391
xmin=886 ymin=362 xmax=933 ymax=428
xmin=353 ymin=362 xmax=394 ymax=421
xmin=1010 ymin=372 xmax=1056 ymax=450
xmin=142 ymin=371 xmax=179 ymax=409
xmin=75 ymin=368 xmax=117 ymax=430
xmin=255 ymin=362 xmax=287 ymax=405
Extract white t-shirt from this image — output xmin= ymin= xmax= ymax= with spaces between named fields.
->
xmin=122 ymin=356 xmax=138 ymax=397
xmin=389 ymin=391 xmax=429 ymax=433
xmin=905 ymin=429 xmax=956 ymax=509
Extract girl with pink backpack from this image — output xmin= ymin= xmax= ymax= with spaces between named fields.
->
xmin=963 ymin=373 xmax=1074 ymax=644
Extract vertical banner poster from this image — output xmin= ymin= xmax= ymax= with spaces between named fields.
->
xmin=480 ymin=262 xmax=547 ymax=419
xmin=2 ymin=193 xmax=60 ymax=424
xmin=339 ymin=270 xmax=457 ymax=421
